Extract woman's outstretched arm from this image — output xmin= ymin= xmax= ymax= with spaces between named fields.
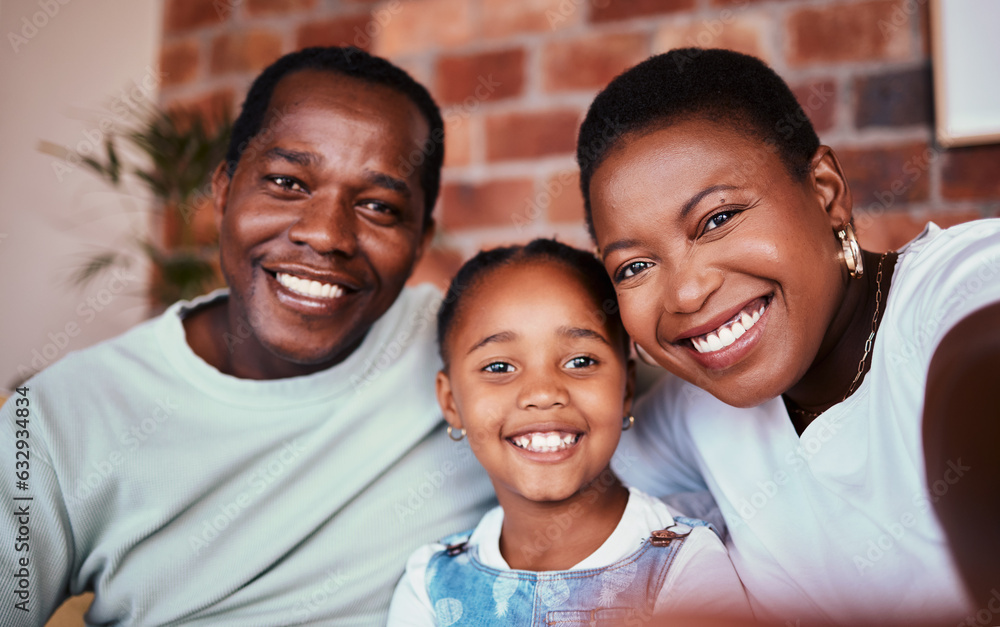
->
xmin=923 ymin=300 xmax=1000 ymax=608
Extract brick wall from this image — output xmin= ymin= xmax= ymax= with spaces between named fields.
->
xmin=158 ymin=0 xmax=1000 ymax=286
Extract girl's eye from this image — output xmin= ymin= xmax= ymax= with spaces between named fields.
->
xmin=565 ymin=356 xmax=597 ymax=369
xmin=269 ymin=176 xmax=307 ymax=193
xmin=704 ymin=209 xmax=741 ymax=233
xmin=617 ymin=261 xmax=652 ymax=282
xmin=483 ymin=362 xmax=514 ymax=374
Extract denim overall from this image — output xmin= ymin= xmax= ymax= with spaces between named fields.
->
xmin=426 ymin=516 xmax=712 ymax=626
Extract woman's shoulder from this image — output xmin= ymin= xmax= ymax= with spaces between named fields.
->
xmin=895 ymin=219 xmax=1000 ymax=279
xmin=887 ymin=219 xmax=1000 ymax=341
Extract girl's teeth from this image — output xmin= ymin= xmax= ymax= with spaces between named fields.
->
xmin=690 ymin=301 xmax=767 ymax=354
xmin=513 ymin=431 xmax=578 ymax=453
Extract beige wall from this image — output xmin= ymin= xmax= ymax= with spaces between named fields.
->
xmin=0 ymin=0 xmax=163 ymax=389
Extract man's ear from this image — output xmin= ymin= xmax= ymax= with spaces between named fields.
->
xmin=809 ymin=145 xmax=853 ymax=229
xmin=436 ymin=369 xmax=464 ymax=431
xmin=623 ymin=359 xmax=637 ymax=417
xmin=211 ymin=162 xmax=232 ymax=232
xmin=415 ymin=217 xmax=436 ymax=266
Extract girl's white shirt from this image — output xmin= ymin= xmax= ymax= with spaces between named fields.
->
xmin=388 ymin=486 xmax=753 ymax=625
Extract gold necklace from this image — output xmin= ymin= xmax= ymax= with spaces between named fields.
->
xmin=786 ymin=252 xmax=889 ymax=420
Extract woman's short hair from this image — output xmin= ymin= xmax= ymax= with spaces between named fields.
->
xmin=577 ymin=47 xmax=820 ymax=239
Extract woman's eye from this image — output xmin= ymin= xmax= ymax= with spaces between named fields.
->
xmin=617 ymin=261 xmax=651 ymax=281
xmin=270 ymin=176 xmax=306 ymax=193
xmin=483 ymin=362 xmax=514 ymax=374
xmin=565 ymin=356 xmax=597 ymax=369
xmin=704 ymin=209 xmax=740 ymax=233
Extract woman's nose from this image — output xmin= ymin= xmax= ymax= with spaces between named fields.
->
xmin=661 ymin=261 xmax=723 ymax=315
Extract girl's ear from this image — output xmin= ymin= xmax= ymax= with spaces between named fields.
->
xmin=623 ymin=359 xmax=637 ymax=416
xmin=436 ymin=370 xmax=464 ymax=430
xmin=809 ymin=145 xmax=853 ymax=229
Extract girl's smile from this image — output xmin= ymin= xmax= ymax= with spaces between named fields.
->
xmin=436 ymin=259 xmax=634 ymax=507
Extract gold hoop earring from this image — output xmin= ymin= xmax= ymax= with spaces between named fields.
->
xmin=447 ymin=426 xmax=466 ymax=441
xmin=622 ymin=415 xmax=634 ymax=431
xmin=837 ymin=223 xmax=864 ymax=279
xmin=632 ymin=341 xmax=659 ymax=368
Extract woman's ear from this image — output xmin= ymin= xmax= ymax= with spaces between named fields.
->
xmin=623 ymin=359 xmax=637 ymax=417
xmin=809 ymin=145 xmax=853 ymax=229
xmin=212 ymin=162 xmax=231 ymax=232
xmin=436 ymin=370 xmax=464 ymax=431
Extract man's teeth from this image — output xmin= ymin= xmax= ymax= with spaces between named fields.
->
xmin=691 ymin=302 xmax=765 ymax=354
xmin=511 ymin=431 xmax=579 ymax=453
xmin=276 ymin=272 xmax=344 ymax=299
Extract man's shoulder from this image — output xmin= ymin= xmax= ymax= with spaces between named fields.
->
xmin=28 ymin=306 xmax=172 ymax=388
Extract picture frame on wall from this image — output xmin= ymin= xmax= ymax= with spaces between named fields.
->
xmin=930 ymin=0 xmax=1000 ymax=147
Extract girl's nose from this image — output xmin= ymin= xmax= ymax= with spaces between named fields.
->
xmin=516 ymin=369 xmax=569 ymax=411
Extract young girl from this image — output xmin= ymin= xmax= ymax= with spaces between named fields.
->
xmin=387 ymin=239 xmax=751 ymax=625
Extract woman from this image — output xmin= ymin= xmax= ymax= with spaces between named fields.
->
xmin=577 ymin=48 xmax=1000 ymax=624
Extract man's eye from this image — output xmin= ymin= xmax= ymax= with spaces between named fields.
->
xmin=565 ymin=356 xmax=597 ymax=369
xmin=359 ymin=200 xmax=397 ymax=215
xmin=617 ymin=261 xmax=651 ymax=281
xmin=269 ymin=176 xmax=306 ymax=193
xmin=483 ymin=362 xmax=514 ymax=374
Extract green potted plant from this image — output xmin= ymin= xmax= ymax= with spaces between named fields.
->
xmin=42 ymin=102 xmax=232 ymax=311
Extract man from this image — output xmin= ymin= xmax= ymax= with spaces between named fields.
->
xmin=2 ymin=47 xmax=494 ymax=626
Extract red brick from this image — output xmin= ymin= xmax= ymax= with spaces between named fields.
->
xmin=482 ymin=0 xmax=582 ymax=37
xmin=835 ymin=142 xmax=932 ymax=211
xmin=485 ymin=110 xmax=580 ymax=162
xmin=787 ymin=0 xmax=912 ymax=66
xmin=159 ymin=39 xmax=200 ymax=87
xmin=164 ymin=0 xmax=229 ymax=32
xmin=210 ymin=30 xmax=284 ymax=75
xmin=792 ymin=79 xmax=837 ymax=135
xmin=443 ymin=113 xmax=472 ymax=168
xmin=407 ymin=246 xmax=464 ymax=290
xmin=546 ymin=171 xmax=586 ymax=223
xmin=654 ymin=13 xmax=766 ymax=62
xmin=941 ymin=144 xmax=1000 ymax=201
xmin=591 ymin=0 xmax=696 ymax=23
xmin=296 ymin=14 xmax=372 ymax=49
xmin=436 ymin=49 xmax=525 ymax=105
xmin=166 ymin=88 xmax=235 ymax=134
xmin=374 ymin=0 xmax=474 ymax=57
xmin=853 ymin=209 xmax=983 ymax=253
xmin=440 ymin=179 xmax=536 ymax=229
xmin=854 ymin=66 xmax=931 ymax=128
xmin=543 ymin=33 xmax=648 ymax=92
xmin=246 ymin=0 xmax=317 ymax=17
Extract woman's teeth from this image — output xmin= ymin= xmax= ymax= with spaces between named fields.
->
xmin=690 ymin=301 xmax=766 ymax=354
xmin=277 ymin=272 xmax=344 ymax=299
xmin=510 ymin=432 xmax=579 ymax=453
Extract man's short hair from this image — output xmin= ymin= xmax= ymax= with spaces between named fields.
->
xmin=225 ymin=46 xmax=443 ymax=230
xmin=577 ymin=48 xmax=820 ymax=239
